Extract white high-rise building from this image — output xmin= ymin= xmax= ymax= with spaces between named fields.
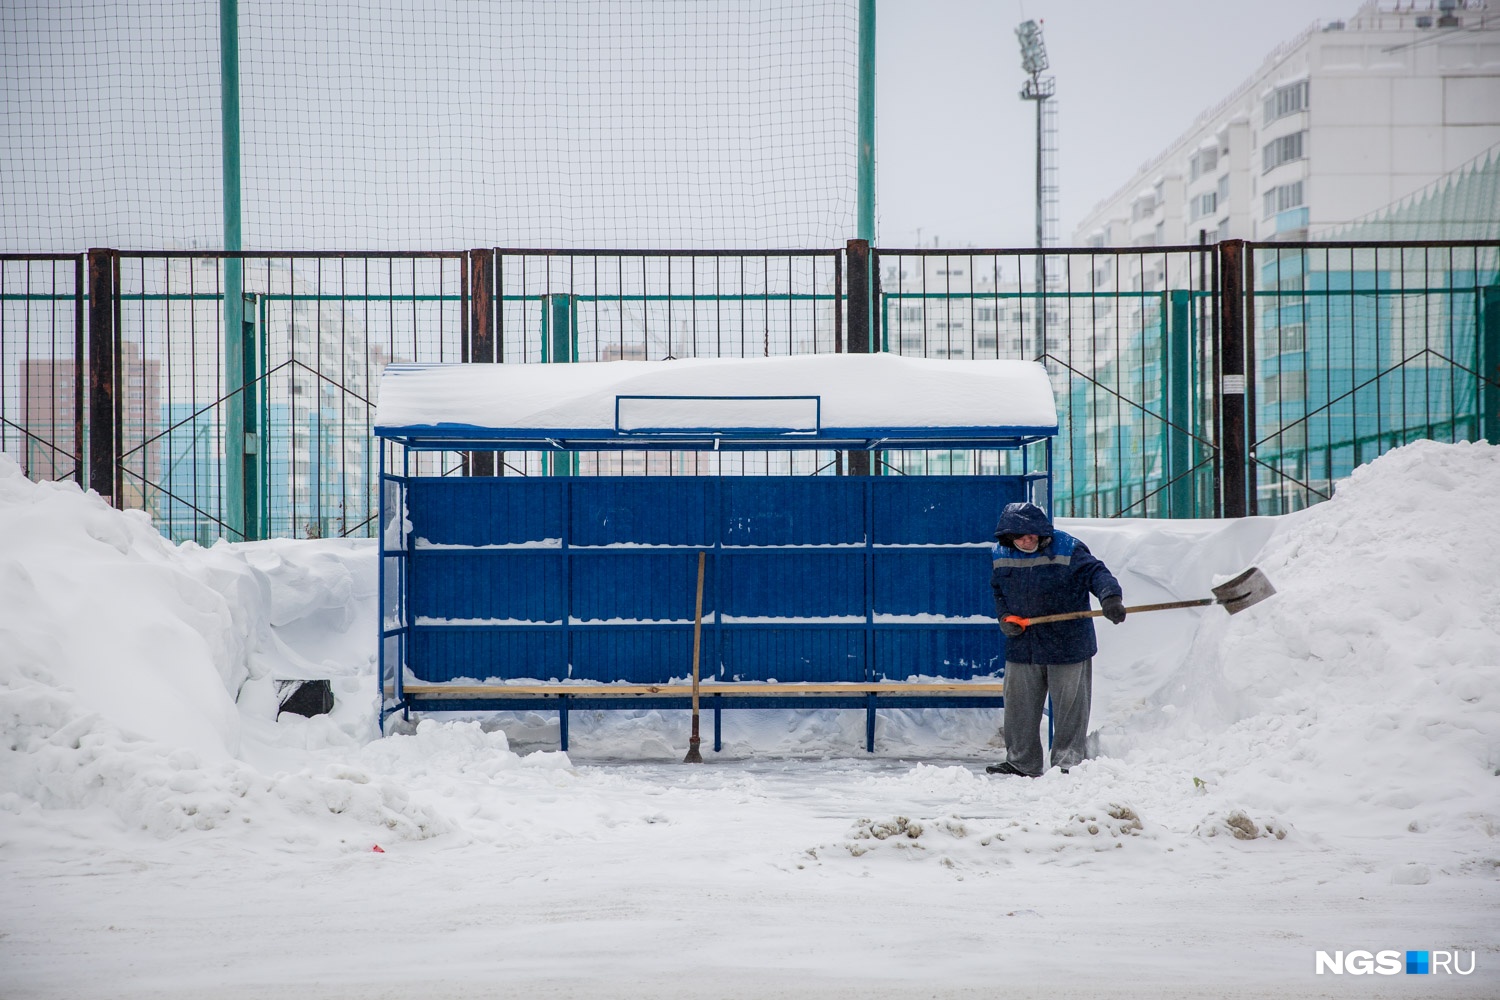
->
xmin=1074 ymin=0 xmax=1500 ymax=252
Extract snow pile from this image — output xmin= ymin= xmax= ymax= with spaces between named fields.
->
xmin=0 ymin=457 xmax=430 ymax=842
xmin=3 ymin=442 xmax=1499 ymax=865
xmin=0 ymin=466 xmax=252 ymax=760
xmin=1117 ymin=439 xmax=1500 ymax=848
xmin=5 ymin=443 xmax=1500 ymax=998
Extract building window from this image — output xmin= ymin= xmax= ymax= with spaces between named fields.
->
xmin=1262 ymin=131 xmax=1305 ymax=173
xmin=1262 ymin=180 xmax=1304 ymax=219
xmin=1263 ymin=370 xmax=1306 ymax=404
xmin=1263 ymin=80 xmax=1309 ymax=126
xmin=1190 ymin=146 xmax=1219 ymax=181
xmin=1217 ymin=175 xmax=1230 ymax=203
xmin=1190 ymin=191 xmax=1218 ymax=221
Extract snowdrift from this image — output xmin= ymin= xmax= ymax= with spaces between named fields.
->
xmin=2 ymin=443 xmax=1498 ymax=860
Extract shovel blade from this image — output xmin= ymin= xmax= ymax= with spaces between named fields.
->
xmin=1211 ymin=566 xmax=1276 ymax=614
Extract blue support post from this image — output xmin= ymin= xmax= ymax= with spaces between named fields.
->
xmin=866 ymin=694 xmax=876 ymax=753
xmin=713 ymin=700 xmax=722 ymax=752
xmin=559 ymin=700 xmax=569 ymax=751
xmin=377 ymin=441 xmax=386 ymax=726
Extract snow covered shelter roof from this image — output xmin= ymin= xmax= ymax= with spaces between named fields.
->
xmin=374 ymin=353 xmax=1058 ymax=451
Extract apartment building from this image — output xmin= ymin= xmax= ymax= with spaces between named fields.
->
xmin=1074 ymin=0 xmax=1500 ymax=253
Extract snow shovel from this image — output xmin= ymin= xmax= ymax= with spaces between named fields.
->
xmin=1002 ymin=566 xmax=1275 ymax=631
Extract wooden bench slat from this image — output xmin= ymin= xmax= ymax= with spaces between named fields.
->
xmin=387 ymin=681 xmax=1004 ymax=699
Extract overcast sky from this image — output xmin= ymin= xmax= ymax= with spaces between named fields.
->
xmin=876 ymin=0 xmax=1359 ymax=248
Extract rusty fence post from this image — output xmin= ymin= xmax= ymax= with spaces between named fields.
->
xmin=469 ymin=248 xmax=495 ymax=476
xmin=845 ymin=239 xmax=871 ymax=476
xmin=87 ymin=248 xmax=116 ymax=504
xmin=1218 ymin=240 xmax=1248 ymax=518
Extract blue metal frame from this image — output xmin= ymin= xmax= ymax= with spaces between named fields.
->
xmin=376 ymin=389 xmax=1058 ymax=750
xmin=376 ymin=424 xmax=1058 ymax=454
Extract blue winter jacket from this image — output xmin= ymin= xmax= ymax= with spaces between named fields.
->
xmin=991 ymin=502 xmax=1122 ymax=664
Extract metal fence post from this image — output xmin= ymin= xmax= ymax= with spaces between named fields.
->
xmin=1167 ymin=288 xmax=1193 ymax=517
xmin=1483 ymin=284 xmax=1500 ymax=445
xmin=548 ymin=293 xmax=575 ymax=364
xmin=87 ymin=248 xmax=116 ymax=504
xmin=1218 ymin=240 xmax=1248 ymax=518
xmin=845 ymin=239 xmax=871 ymax=475
xmin=469 ymin=248 xmax=494 ymax=476
xmin=73 ymin=254 xmax=86 ymax=487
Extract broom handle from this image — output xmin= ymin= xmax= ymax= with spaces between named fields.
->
xmin=690 ymin=551 xmax=706 ymax=731
xmin=1016 ymin=598 xmax=1214 ymax=626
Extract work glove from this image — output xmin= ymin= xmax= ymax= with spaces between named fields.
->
xmin=999 ymin=618 xmax=1025 ymax=638
xmin=1101 ymin=595 xmax=1127 ymax=624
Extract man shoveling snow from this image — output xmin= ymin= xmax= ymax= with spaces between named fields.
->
xmin=987 ymin=501 xmax=1125 ymax=777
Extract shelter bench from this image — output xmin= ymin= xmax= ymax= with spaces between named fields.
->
xmin=384 ymin=680 xmax=1008 ymax=752
xmin=374 ymin=354 xmax=1057 ymax=755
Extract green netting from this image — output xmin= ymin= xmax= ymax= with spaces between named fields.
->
xmin=2 ymin=0 xmax=859 ymax=252
xmin=1328 ymin=146 xmax=1500 ymax=242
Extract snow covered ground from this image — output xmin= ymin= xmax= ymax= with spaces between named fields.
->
xmin=2 ymin=441 xmax=1498 ymax=998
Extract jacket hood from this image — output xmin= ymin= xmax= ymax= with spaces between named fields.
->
xmin=993 ymin=501 xmax=1054 ymax=542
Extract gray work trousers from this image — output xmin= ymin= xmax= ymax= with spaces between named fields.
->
xmin=1002 ymin=658 xmax=1092 ymax=776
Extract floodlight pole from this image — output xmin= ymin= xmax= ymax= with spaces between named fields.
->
xmin=1016 ymin=20 xmax=1054 ymax=353
xmin=1030 ymin=88 xmax=1045 ymax=250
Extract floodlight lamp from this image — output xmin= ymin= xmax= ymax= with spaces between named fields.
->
xmin=1016 ymin=20 xmax=1048 ymax=76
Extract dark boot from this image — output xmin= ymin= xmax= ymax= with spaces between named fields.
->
xmin=985 ymin=760 xmax=1035 ymax=777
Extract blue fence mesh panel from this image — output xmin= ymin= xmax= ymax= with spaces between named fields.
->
xmin=408 ymin=551 xmax=564 ymax=623
xmin=407 ymin=629 xmax=565 ymax=684
xmin=722 ymin=478 xmax=864 ymax=545
xmin=873 ymin=550 xmax=994 ymax=617
xmin=570 ymin=478 xmax=713 ymax=545
xmin=874 ymin=628 xmax=1000 ymax=682
xmin=407 ymin=478 xmax=564 ymax=545
xmin=718 ymin=627 xmax=867 ymax=683
xmin=871 ymin=477 xmax=1023 ymax=543
xmin=718 ymin=551 xmax=865 ymax=618
xmin=570 ymin=627 xmax=696 ymax=684
xmin=571 ymin=550 xmax=710 ymax=621
xmin=398 ymin=472 xmax=1028 ymax=688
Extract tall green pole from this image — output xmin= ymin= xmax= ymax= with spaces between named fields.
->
xmin=1482 ymin=285 xmax=1500 ymax=445
xmin=1167 ymin=289 xmax=1193 ymax=516
xmin=221 ymin=0 xmax=247 ymax=539
xmin=856 ymin=0 xmax=875 ymax=241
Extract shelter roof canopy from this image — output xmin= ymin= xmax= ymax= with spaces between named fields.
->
xmin=374 ymin=353 xmax=1058 ymax=450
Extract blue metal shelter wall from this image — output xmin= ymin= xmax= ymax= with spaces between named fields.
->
xmin=402 ymin=475 xmax=1024 ymax=688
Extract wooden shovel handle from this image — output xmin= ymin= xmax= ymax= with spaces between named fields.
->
xmin=1009 ymin=598 xmax=1215 ymax=628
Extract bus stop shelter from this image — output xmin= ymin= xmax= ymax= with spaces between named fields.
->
xmin=374 ymin=353 xmax=1058 ymax=751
